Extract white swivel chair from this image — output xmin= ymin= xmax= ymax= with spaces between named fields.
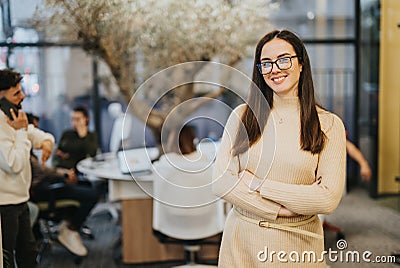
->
xmin=153 ymin=154 xmax=225 ymax=267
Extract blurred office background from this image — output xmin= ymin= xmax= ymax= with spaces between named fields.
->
xmin=0 ymin=0 xmax=394 ymax=199
xmin=1 ymin=0 xmax=399 ymax=267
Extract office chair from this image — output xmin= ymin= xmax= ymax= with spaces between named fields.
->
xmin=152 ymin=155 xmax=225 ymax=267
xmin=31 ymin=182 xmax=84 ymax=265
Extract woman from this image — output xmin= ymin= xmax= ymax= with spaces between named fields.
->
xmin=53 ymin=106 xmax=98 ymax=171
xmin=51 ymin=106 xmax=100 ymax=256
xmin=212 ymin=30 xmax=346 ymax=267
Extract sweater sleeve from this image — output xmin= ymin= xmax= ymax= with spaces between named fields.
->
xmin=52 ymin=131 xmax=67 ymax=167
xmin=259 ymin=113 xmax=346 ymax=215
xmin=0 ymin=128 xmax=31 ymax=174
xmin=27 ymin=124 xmax=55 ymax=149
xmin=57 ymin=131 xmax=68 ymax=151
xmin=87 ymin=132 xmax=98 ymax=157
xmin=212 ymin=105 xmax=281 ymax=221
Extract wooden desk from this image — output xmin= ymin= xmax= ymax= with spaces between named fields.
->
xmin=121 ymin=198 xmax=184 ymax=263
xmin=77 ymin=149 xmax=220 ymax=264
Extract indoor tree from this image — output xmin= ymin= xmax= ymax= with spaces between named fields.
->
xmin=35 ymin=0 xmax=273 ymax=152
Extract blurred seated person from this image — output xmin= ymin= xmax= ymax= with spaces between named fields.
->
xmin=53 ymin=106 xmax=98 ymax=173
xmin=155 ymin=125 xmax=208 ymax=166
xmin=28 ymin=114 xmax=98 ymax=257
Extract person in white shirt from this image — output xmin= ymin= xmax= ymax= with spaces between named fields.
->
xmin=0 ymin=69 xmax=54 ymax=268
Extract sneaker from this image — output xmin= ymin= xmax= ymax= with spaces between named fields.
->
xmin=58 ymin=223 xmax=88 ymax=256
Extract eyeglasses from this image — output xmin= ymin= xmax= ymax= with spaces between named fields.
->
xmin=257 ymin=55 xmax=298 ymax=75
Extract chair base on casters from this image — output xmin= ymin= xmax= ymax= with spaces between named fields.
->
xmin=89 ymin=201 xmax=120 ymax=224
xmin=153 ymin=230 xmax=220 ymax=267
xmin=170 ymin=245 xmax=217 ymax=268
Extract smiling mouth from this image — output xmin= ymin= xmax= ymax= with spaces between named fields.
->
xmin=271 ymin=75 xmax=287 ymax=83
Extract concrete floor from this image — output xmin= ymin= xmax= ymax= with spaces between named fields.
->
xmin=325 ymin=189 xmax=399 ymax=268
xmin=38 ymin=188 xmax=400 ymax=268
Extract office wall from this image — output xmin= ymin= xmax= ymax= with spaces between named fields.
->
xmin=378 ymin=0 xmax=400 ymax=194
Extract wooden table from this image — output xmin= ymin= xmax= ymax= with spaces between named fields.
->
xmin=77 ymin=148 xmax=220 ymax=264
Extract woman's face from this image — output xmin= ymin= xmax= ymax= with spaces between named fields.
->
xmin=260 ymin=38 xmax=302 ymax=97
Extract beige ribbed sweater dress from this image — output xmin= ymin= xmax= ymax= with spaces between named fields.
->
xmin=212 ymin=94 xmax=346 ymax=267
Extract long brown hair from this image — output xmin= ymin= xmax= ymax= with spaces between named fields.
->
xmin=179 ymin=125 xmax=196 ymax=155
xmin=232 ymin=30 xmax=326 ymax=156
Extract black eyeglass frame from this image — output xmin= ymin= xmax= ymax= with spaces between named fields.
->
xmin=256 ymin=55 xmax=299 ymax=75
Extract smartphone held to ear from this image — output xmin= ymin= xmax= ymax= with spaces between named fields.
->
xmin=0 ymin=97 xmax=20 ymax=120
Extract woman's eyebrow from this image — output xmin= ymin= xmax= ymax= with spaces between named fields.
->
xmin=260 ymin=52 xmax=291 ymax=61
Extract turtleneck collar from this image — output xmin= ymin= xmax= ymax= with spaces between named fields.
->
xmin=272 ymin=92 xmax=300 ymax=112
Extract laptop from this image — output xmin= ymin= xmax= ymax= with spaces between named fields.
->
xmin=117 ymin=148 xmax=153 ymax=175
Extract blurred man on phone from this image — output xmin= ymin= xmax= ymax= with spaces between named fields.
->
xmin=0 ymin=69 xmax=54 ymax=268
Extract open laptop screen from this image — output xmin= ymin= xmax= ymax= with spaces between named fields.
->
xmin=117 ymin=148 xmax=153 ymax=175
